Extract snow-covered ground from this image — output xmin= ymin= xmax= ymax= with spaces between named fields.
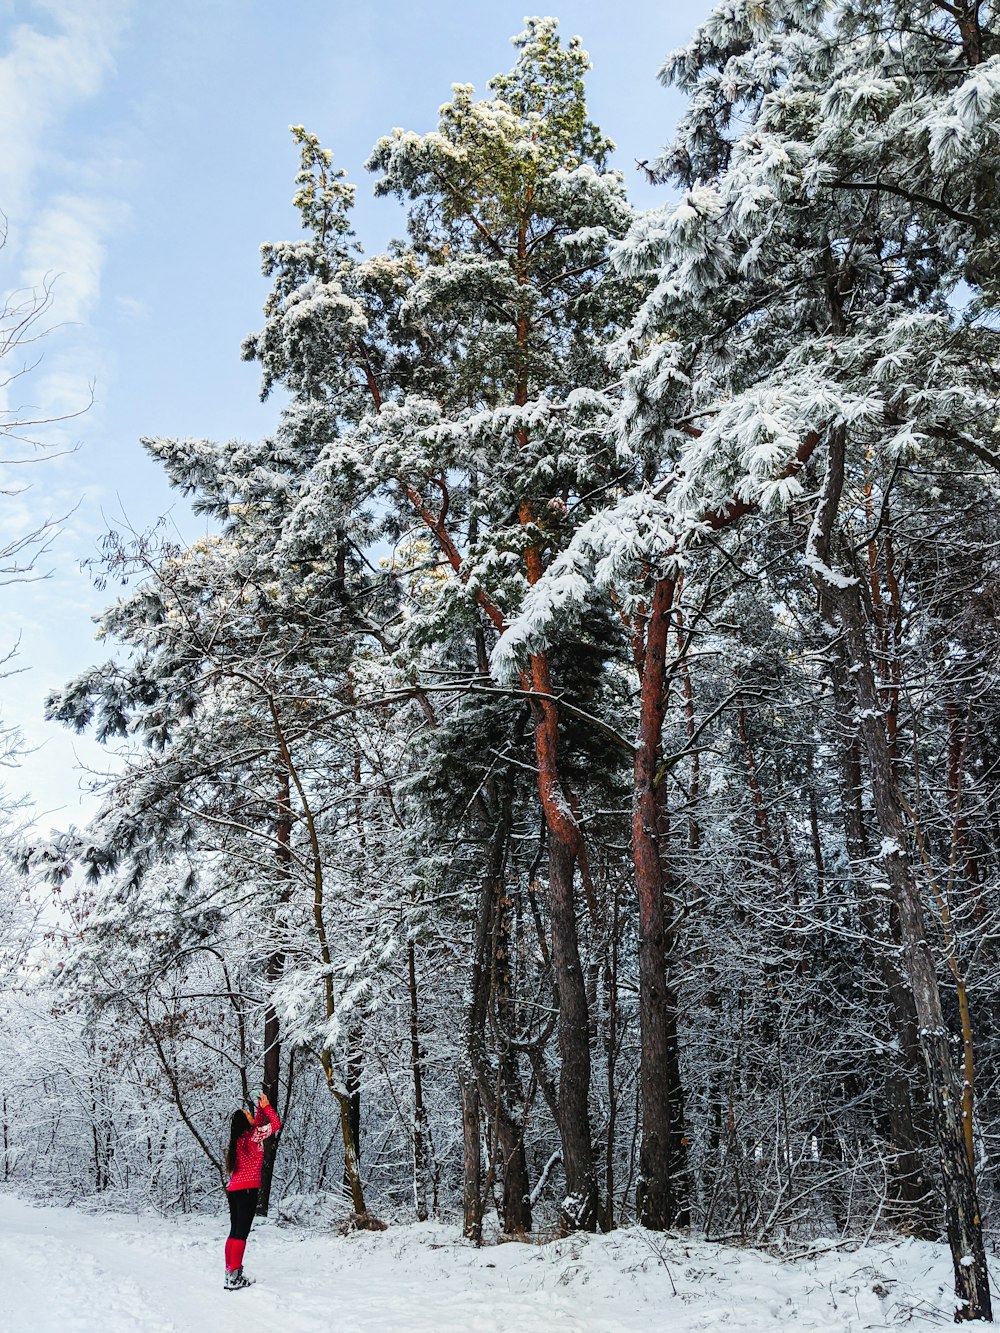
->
xmin=0 ymin=1191 xmax=963 ymax=1331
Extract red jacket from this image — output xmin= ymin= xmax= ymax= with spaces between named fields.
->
xmin=227 ymin=1103 xmax=282 ymax=1191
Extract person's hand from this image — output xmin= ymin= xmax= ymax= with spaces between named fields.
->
xmin=257 ymin=1093 xmax=271 ymax=1109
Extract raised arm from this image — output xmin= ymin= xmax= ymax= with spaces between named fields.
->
xmin=252 ymin=1095 xmax=282 ymax=1140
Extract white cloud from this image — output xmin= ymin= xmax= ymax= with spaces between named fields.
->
xmin=113 ymin=294 xmax=146 ymax=322
xmin=0 ymin=0 xmax=132 ymax=218
xmin=0 ymin=2 xmax=133 ymax=449
xmin=20 ymin=195 xmax=124 ymax=323
xmin=0 ymin=3 xmax=135 ymax=491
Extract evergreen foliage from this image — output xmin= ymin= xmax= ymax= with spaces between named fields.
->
xmin=5 ymin=8 xmax=1000 ymax=1319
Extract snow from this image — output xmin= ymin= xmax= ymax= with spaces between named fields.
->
xmin=802 ymin=549 xmax=858 ymax=591
xmin=0 ymin=1191 xmax=960 ymax=1331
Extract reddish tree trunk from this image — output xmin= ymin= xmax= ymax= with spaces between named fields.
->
xmin=633 ymin=576 xmax=687 ymax=1229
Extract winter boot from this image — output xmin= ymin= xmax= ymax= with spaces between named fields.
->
xmin=225 ymin=1266 xmax=255 ymax=1291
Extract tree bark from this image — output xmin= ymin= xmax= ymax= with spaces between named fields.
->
xmin=843 ymin=597 xmax=989 ymax=1320
xmin=408 ymin=939 xmax=431 ymax=1222
xmin=461 ymin=1073 xmax=483 ymax=1244
xmin=270 ymin=706 xmax=368 ymax=1218
xmin=258 ymin=764 xmax=291 ymax=1216
xmin=342 ymin=1029 xmax=363 ymax=1200
xmin=830 ymin=658 xmax=935 ymax=1235
xmin=547 ymin=831 xmax=598 ymax=1232
xmin=257 ymin=993 xmax=282 ymax=1214
xmin=522 ymin=648 xmax=598 ymax=1233
xmin=465 ymin=781 xmax=533 ymax=1234
xmin=632 ymin=574 xmax=687 ymax=1229
xmin=811 ymin=426 xmax=991 ymax=1322
xmin=492 ymin=878 xmax=532 ymax=1234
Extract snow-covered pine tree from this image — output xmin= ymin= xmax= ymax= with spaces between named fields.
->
xmin=364 ymin=17 xmax=636 ymax=1236
xmin=601 ymin=0 xmax=1000 ymax=1316
xmin=262 ymin=19 xmax=638 ymax=1233
xmin=41 ymin=459 xmax=404 ymax=1218
xmin=17 ymin=10 xmax=1000 ymax=1288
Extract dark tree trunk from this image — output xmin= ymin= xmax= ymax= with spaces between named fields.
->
xmin=521 ymin=647 xmax=598 ymax=1233
xmin=547 ymin=831 xmax=598 ymax=1232
xmin=257 ymin=994 xmax=282 ymax=1215
xmin=258 ymin=764 xmax=291 ymax=1216
xmin=812 ymin=426 xmax=991 ymax=1323
xmin=602 ymin=875 xmax=622 ymax=1231
xmin=461 ymin=1073 xmax=483 ymax=1245
xmin=492 ymin=875 xmax=532 ymax=1234
xmin=831 ymin=663 xmax=935 ymax=1235
xmin=842 ymin=593 xmax=990 ymax=1321
xmin=462 ymin=863 xmax=490 ymax=1245
xmin=408 ymin=939 xmax=431 ymax=1222
xmin=465 ymin=780 xmax=533 ymax=1235
xmin=343 ymin=1029 xmax=363 ymax=1198
xmin=495 ymin=1091 xmax=532 ymax=1235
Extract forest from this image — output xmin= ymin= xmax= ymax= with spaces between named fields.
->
xmin=2 ymin=0 xmax=1000 ymax=1324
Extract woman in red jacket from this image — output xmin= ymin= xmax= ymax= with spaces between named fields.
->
xmin=223 ymin=1092 xmax=282 ymax=1290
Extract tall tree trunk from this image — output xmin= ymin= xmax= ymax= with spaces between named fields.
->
xmin=271 ymin=706 xmax=368 ymax=1218
xmin=462 ymin=862 xmax=490 ymax=1245
xmin=408 ymin=939 xmax=431 ymax=1222
xmin=830 ymin=659 xmax=935 ymax=1235
xmin=602 ymin=874 xmax=622 ymax=1231
xmin=259 ymin=765 xmax=291 ymax=1216
xmin=401 ymin=368 xmax=597 ymax=1227
xmin=845 ymin=597 xmax=990 ymax=1321
xmin=513 ymin=223 xmax=598 ymax=1224
xmin=522 ymin=650 xmax=598 ymax=1233
xmin=811 ymin=426 xmax=991 ymax=1322
xmin=257 ymin=990 xmax=282 ymax=1215
xmin=461 ymin=1072 xmax=483 ymax=1244
xmin=633 ymin=575 xmax=687 ymax=1229
xmin=492 ymin=877 xmax=532 ymax=1235
xmin=547 ymin=831 xmax=598 ymax=1232
xmin=466 ymin=780 xmax=533 ymax=1234
xmin=472 ymin=783 xmax=536 ymax=1231
xmin=319 ymin=1052 xmax=367 ymax=1216
xmin=344 ymin=740 xmax=365 ymax=1195
xmin=342 ymin=1029 xmax=363 ymax=1200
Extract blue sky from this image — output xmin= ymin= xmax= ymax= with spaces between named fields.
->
xmin=0 ymin=0 xmax=712 ymax=831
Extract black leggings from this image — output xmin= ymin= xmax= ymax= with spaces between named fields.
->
xmin=227 ymin=1188 xmax=259 ymax=1241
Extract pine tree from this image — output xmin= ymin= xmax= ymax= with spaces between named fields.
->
xmin=604 ymin=0 xmax=1000 ymax=1314
xmin=266 ymin=19 xmax=637 ymax=1232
